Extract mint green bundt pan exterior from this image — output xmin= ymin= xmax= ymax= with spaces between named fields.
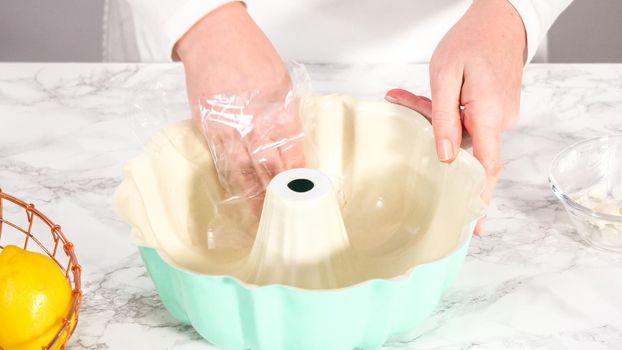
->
xmin=138 ymin=229 xmax=473 ymax=350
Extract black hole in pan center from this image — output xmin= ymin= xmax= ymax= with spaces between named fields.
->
xmin=287 ymin=178 xmax=315 ymax=193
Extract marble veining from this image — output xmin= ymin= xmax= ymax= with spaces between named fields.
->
xmin=1 ymin=63 xmax=622 ymax=349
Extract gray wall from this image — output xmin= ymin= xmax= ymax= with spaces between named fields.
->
xmin=0 ymin=0 xmax=620 ymax=63
xmin=547 ymin=0 xmax=622 ymax=63
xmin=0 ymin=0 xmax=104 ymax=62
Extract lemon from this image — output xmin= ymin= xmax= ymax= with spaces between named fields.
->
xmin=0 ymin=245 xmax=73 ymax=350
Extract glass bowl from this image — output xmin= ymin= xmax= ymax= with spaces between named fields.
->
xmin=549 ymin=135 xmax=622 ymax=253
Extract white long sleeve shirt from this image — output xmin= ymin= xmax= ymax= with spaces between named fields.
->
xmin=105 ymin=0 xmax=572 ymax=63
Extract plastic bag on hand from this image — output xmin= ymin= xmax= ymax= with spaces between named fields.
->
xmin=127 ymin=63 xmax=311 ymax=249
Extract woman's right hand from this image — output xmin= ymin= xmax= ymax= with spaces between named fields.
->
xmin=175 ymin=2 xmax=305 ymax=212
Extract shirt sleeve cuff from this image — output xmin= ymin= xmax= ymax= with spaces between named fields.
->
xmin=506 ymin=0 xmax=573 ymax=63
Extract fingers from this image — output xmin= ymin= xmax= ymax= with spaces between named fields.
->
xmin=279 ymin=136 xmax=306 ymax=169
xmin=466 ymin=114 xmax=502 ymax=205
xmin=274 ymin=103 xmax=306 ymax=170
xmin=200 ymin=95 xmax=307 ymax=218
xmin=204 ymin=119 xmax=265 ymax=203
xmin=463 ymin=102 xmax=504 ymax=236
xmin=244 ymin=104 xmax=305 ymax=215
xmin=430 ymin=66 xmax=464 ymax=162
xmin=248 ymin=137 xmax=285 ymax=189
xmin=501 ymin=90 xmax=521 ymax=131
xmin=384 ymin=89 xmax=432 ymax=119
xmin=247 ymin=103 xmax=305 ymax=178
xmin=474 ymin=218 xmax=486 ymax=236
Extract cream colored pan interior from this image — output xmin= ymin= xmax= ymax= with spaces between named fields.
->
xmin=113 ymin=94 xmax=486 ymax=289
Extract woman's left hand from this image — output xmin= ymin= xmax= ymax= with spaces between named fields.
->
xmin=385 ymin=0 xmax=527 ymax=234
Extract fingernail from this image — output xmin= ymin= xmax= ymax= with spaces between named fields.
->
xmin=437 ymin=138 xmax=454 ymax=162
xmin=384 ymin=95 xmax=398 ymax=103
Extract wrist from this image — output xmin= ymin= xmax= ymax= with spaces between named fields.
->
xmin=175 ymin=1 xmax=290 ymax=98
xmin=471 ymin=0 xmax=527 ymax=62
xmin=174 ymin=2 xmax=248 ymax=61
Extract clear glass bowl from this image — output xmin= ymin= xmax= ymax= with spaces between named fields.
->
xmin=549 ymin=135 xmax=622 ymax=253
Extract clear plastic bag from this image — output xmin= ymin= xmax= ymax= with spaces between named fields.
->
xmin=196 ymin=63 xmax=311 ymax=213
xmin=126 ymin=62 xmax=311 ymax=249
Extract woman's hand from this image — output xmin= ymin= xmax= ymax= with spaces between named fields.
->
xmin=385 ymin=0 xmax=526 ymax=233
xmin=175 ymin=2 xmax=304 ymax=212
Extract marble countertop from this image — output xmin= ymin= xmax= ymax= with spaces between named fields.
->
xmin=1 ymin=63 xmax=622 ymax=349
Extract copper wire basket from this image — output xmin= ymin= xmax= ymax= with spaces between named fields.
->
xmin=0 ymin=189 xmax=82 ymax=350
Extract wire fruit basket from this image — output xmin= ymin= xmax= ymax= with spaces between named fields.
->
xmin=0 ymin=189 xmax=82 ymax=350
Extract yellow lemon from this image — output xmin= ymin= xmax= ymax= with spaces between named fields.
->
xmin=0 ymin=245 xmax=73 ymax=350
